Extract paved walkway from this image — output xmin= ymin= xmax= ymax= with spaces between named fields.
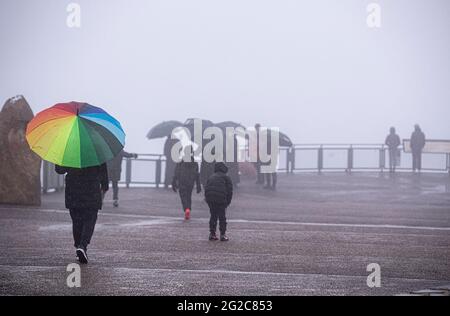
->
xmin=0 ymin=173 xmax=449 ymax=295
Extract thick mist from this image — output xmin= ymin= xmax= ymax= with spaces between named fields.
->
xmin=1 ymin=0 xmax=449 ymax=154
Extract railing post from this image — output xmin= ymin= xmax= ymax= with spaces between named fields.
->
xmin=126 ymin=158 xmax=132 ymax=188
xmin=447 ymin=153 xmax=450 ymax=175
xmin=379 ymin=146 xmax=386 ymax=172
xmin=155 ymin=156 xmax=162 ymax=188
xmin=318 ymin=146 xmax=323 ymax=174
xmin=347 ymin=146 xmax=353 ymax=173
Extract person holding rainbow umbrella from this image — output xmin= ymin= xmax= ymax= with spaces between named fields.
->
xmin=26 ymin=102 xmax=125 ymax=264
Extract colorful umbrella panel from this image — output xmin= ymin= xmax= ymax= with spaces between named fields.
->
xmin=26 ymin=102 xmax=125 ymax=168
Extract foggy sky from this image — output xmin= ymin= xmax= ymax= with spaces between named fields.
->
xmin=1 ymin=0 xmax=449 ymax=153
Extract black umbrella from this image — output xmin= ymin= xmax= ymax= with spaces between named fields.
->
xmin=183 ymin=118 xmax=214 ymax=139
xmin=146 ymin=120 xmax=183 ymax=140
xmin=278 ymin=131 xmax=293 ymax=147
xmin=260 ymin=129 xmax=293 ymax=147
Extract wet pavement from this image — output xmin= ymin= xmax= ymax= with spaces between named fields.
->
xmin=0 ymin=172 xmax=449 ymax=296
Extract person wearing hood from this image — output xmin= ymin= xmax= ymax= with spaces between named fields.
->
xmin=172 ymin=146 xmax=201 ymax=220
xmin=205 ymin=162 xmax=233 ymax=241
xmin=107 ymin=149 xmax=138 ymax=207
xmin=410 ymin=124 xmax=426 ymax=172
xmin=385 ymin=127 xmax=401 ymax=173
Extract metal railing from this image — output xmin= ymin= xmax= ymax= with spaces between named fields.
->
xmin=41 ymin=144 xmax=450 ymax=193
xmin=279 ymin=144 xmax=450 ymax=174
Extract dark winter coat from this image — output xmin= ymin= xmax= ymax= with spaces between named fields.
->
xmin=55 ymin=164 xmax=109 ymax=210
xmin=205 ymin=162 xmax=233 ymax=206
xmin=107 ymin=150 xmax=135 ymax=182
xmin=164 ymin=138 xmax=179 ymax=186
xmin=385 ymin=133 xmax=401 ymax=150
xmin=172 ymin=159 xmax=201 ymax=191
xmin=411 ymin=129 xmax=426 ymax=153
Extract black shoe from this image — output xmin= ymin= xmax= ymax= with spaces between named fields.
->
xmin=220 ymin=234 xmax=229 ymax=242
xmin=113 ymin=200 xmax=119 ymax=207
xmin=209 ymin=232 xmax=219 ymax=241
xmin=76 ymin=248 xmax=88 ymax=264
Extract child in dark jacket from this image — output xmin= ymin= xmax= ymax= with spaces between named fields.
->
xmin=172 ymin=147 xmax=201 ymax=220
xmin=205 ymin=162 xmax=233 ymax=241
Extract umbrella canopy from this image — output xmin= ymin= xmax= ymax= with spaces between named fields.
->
xmin=146 ymin=120 xmax=183 ymax=140
xmin=184 ymin=118 xmax=214 ymax=129
xmin=215 ymin=121 xmax=246 ymax=131
xmin=278 ymin=131 xmax=293 ymax=147
xmin=26 ymin=102 xmax=125 ymax=168
xmin=183 ymin=118 xmax=214 ymax=140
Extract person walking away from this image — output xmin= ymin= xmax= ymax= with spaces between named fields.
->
xmin=164 ymin=136 xmax=179 ymax=189
xmin=410 ymin=124 xmax=426 ymax=173
xmin=172 ymin=147 xmax=201 ymax=220
xmin=55 ymin=164 xmax=108 ymax=264
xmin=385 ymin=127 xmax=401 ymax=173
xmin=107 ymin=150 xmax=138 ymax=207
xmin=205 ymin=162 xmax=233 ymax=241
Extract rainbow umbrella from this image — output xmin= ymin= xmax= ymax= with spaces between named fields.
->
xmin=26 ymin=102 xmax=125 ymax=168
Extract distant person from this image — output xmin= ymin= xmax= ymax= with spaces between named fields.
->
xmin=385 ymin=127 xmax=401 ymax=173
xmin=254 ymin=123 xmax=264 ymax=184
xmin=164 ymin=136 xmax=179 ymax=189
xmin=172 ymin=146 xmax=201 ymax=220
xmin=205 ymin=162 xmax=233 ymax=242
xmin=410 ymin=124 xmax=426 ymax=173
xmin=224 ymin=132 xmax=240 ymax=188
xmin=200 ymin=139 xmax=216 ymax=189
xmin=55 ymin=164 xmax=109 ymax=264
xmin=263 ymin=129 xmax=277 ymax=190
xmin=107 ymin=150 xmax=138 ymax=207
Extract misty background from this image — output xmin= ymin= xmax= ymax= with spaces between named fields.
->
xmin=1 ymin=0 xmax=449 ymax=154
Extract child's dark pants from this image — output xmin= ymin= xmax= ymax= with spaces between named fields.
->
xmin=208 ymin=203 xmax=227 ymax=235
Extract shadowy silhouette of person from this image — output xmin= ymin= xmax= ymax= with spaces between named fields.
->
xmin=107 ymin=150 xmax=138 ymax=207
xmin=385 ymin=127 xmax=401 ymax=173
xmin=410 ymin=124 xmax=426 ymax=173
xmin=254 ymin=123 xmax=265 ymax=185
xmin=172 ymin=146 xmax=201 ymax=220
xmin=164 ymin=136 xmax=179 ymax=189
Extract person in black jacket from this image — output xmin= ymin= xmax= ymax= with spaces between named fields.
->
xmin=410 ymin=124 xmax=426 ymax=172
xmin=205 ymin=162 xmax=233 ymax=241
xmin=55 ymin=163 xmax=109 ymax=264
xmin=107 ymin=150 xmax=138 ymax=207
xmin=385 ymin=127 xmax=401 ymax=173
xmin=172 ymin=147 xmax=201 ymax=220
xmin=164 ymin=137 xmax=179 ymax=189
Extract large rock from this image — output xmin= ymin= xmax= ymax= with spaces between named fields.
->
xmin=0 ymin=96 xmax=41 ymax=206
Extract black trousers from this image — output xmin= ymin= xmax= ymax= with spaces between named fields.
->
xmin=111 ymin=180 xmax=119 ymax=200
xmin=254 ymin=162 xmax=264 ymax=184
xmin=412 ymin=151 xmax=422 ymax=171
xmin=265 ymin=172 xmax=277 ymax=188
xmin=388 ymin=149 xmax=398 ymax=172
xmin=179 ymin=185 xmax=194 ymax=211
xmin=69 ymin=208 xmax=98 ymax=250
xmin=208 ymin=203 xmax=227 ymax=235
